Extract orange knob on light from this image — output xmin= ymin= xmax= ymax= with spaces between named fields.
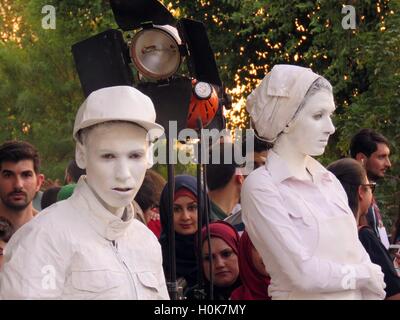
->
xmin=187 ymin=80 xmax=219 ymax=129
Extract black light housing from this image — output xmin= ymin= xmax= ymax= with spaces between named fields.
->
xmin=177 ymin=18 xmax=222 ymax=87
xmin=110 ymin=0 xmax=175 ymax=31
xmin=72 ymin=29 xmax=132 ymax=98
xmin=72 ymin=0 xmax=226 ymax=132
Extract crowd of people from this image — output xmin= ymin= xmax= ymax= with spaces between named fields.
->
xmin=0 ymin=65 xmax=399 ymax=300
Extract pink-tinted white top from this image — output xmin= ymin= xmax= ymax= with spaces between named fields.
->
xmin=241 ymin=150 xmax=385 ymax=299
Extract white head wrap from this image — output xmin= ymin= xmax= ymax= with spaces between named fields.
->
xmin=246 ymin=64 xmax=322 ymax=142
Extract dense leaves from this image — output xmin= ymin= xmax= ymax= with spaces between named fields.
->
xmin=0 ymin=0 xmax=115 ymax=177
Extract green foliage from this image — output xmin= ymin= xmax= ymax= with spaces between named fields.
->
xmin=0 ymin=0 xmax=115 ymax=180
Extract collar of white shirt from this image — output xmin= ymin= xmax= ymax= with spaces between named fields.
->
xmin=265 ymin=150 xmax=333 ymax=184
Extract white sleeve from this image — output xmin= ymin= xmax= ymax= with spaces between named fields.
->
xmin=0 ymin=221 xmax=70 ymax=299
xmin=241 ymin=177 xmax=382 ymax=294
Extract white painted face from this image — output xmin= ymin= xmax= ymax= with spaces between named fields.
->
xmin=77 ymin=122 xmax=148 ymax=214
xmin=284 ymin=90 xmax=336 ymax=156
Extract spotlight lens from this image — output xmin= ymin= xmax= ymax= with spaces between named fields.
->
xmin=130 ymin=28 xmax=181 ymax=80
xmin=194 ymin=81 xmax=212 ymax=99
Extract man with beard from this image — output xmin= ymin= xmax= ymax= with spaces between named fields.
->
xmin=350 ymin=128 xmax=392 ymax=248
xmin=0 ymin=141 xmax=44 ymax=230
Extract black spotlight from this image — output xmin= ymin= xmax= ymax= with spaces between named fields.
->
xmin=72 ymin=0 xmax=227 ymax=133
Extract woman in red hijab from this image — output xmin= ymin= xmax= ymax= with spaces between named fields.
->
xmin=231 ymin=230 xmax=271 ymax=300
xmin=186 ymin=221 xmax=241 ymax=300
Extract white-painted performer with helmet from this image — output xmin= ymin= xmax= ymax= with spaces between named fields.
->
xmin=0 ymin=86 xmax=169 ymax=299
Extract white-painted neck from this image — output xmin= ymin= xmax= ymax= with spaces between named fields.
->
xmin=273 ymin=138 xmax=312 ymax=181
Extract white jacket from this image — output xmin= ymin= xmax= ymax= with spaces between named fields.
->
xmin=0 ymin=178 xmax=169 ymax=300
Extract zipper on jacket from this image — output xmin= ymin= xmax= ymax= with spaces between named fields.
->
xmin=110 ymin=240 xmax=137 ymax=298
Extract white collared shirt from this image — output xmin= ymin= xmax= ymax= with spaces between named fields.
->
xmin=241 ymin=151 xmax=384 ymax=299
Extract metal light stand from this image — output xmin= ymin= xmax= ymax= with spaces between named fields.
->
xmin=166 ymin=132 xmax=178 ymax=300
xmin=203 ymin=152 xmax=214 ymax=300
xmin=193 ymin=117 xmax=214 ymax=300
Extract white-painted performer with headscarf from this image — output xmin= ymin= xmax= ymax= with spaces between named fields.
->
xmin=241 ymin=64 xmax=386 ymax=300
xmin=0 ymin=86 xmax=169 ymax=299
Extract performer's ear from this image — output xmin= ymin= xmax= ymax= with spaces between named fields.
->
xmin=146 ymin=142 xmax=154 ymax=169
xmin=75 ymin=142 xmax=87 ymax=169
